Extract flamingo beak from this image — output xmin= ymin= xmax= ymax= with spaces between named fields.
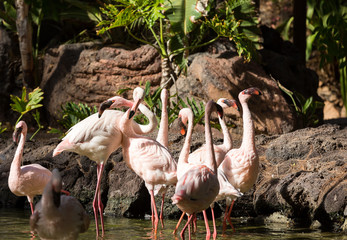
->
xmin=98 ymin=100 xmax=113 ymax=118
xmin=244 ymin=87 xmax=262 ymax=95
xmin=129 ymin=98 xmax=141 ymax=119
xmin=178 ymin=117 xmax=186 ymax=136
xmin=230 ymin=100 xmax=239 ymax=111
xmin=216 ymin=103 xmax=224 ymax=118
xmin=13 ymin=127 xmax=22 ymax=143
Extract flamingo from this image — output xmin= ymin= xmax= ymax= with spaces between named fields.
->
xmin=30 ymin=169 xmax=90 ymax=240
xmin=98 ymin=87 xmax=177 ymax=234
xmin=8 ymin=121 xmax=52 ymax=214
xmin=173 ymin=98 xmax=238 ymax=237
xmin=219 ymin=87 xmax=262 ymax=231
xmin=171 ymin=100 xmax=222 ymax=240
xmin=155 ymin=88 xmax=170 ymax=227
xmin=52 ymin=87 xmax=157 ymax=237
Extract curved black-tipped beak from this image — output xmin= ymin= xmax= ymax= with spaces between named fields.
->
xmin=98 ymin=100 xmax=113 ymax=118
xmin=13 ymin=126 xmax=22 ymax=143
xmin=244 ymin=87 xmax=262 ymax=96
xmin=129 ymin=110 xmax=135 ymax=119
xmin=178 ymin=117 xmax=187 ymax=136
xmin=216 ymin=103 xmax=224 ymax=118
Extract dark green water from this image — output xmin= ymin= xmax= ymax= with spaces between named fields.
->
xmin=0 ymin=208 xmax=345 ymax=239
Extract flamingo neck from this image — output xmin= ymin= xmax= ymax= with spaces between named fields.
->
xmin=205 ymin=105 xmax=217 ymax=173
xmin=120 ymin=109 xmax=137 ymax=138
xmin=177 ymin=114 xmax=194 ymax=170
xmin=219 ymin=115 xmax=232 ymax=152
xmin=42 ymin=185 xmax=60 ymax=217
xmin=135 ymin=104 xmax=157 ymax=134
xmin=240 ymin=101 xmax=255 ymax=150
xmin=156 ymin=94 xmax=168 ymax=147
xmin=10 ymin=131 xmax=26 ymax=175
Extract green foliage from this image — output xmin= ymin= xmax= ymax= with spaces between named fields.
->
xmin=0 ymin=122 xmax=7 ymax=135
xmin=10 ymin=87 xmax=44 ymax=140
xmin=275 ymin=78 xmax=324 ymax=128
xmin=306 ymin=0 xmax=347 ymax=114
xmin=98 ymin=0 xmax=259 ymax=78
xmin=49 ymin=102 xmax=98 ymax=137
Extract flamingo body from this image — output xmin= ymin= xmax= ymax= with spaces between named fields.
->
xmin=8 ymin=121 xmax=52 ymax=214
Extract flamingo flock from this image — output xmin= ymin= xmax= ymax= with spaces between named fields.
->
xmin=7 ymin=86 xmax=262 ymax=240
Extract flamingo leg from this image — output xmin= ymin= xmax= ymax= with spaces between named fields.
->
xmin=173 ymin=212 xmax=185 ymax=234
xmin=226 ymin=200 xmax=235 ymax=233
xmin=93 ymin=163 xmax=105 ymax=237
xmin=29 ymin=202 xmax=34 ymax=215
xmin=211 ymin=207 xmax=217 ymax=240
xmin=222 ymin=204 xmax=229 ymax=233
xmin=159 ymin=193 xmax=165 ymax=228
xmin=193 ymin=214 xmax=197 ymax=233
xmin=180 ymin=214 xmax=193 ymax=240
xmin=98 ymin=164 xmax=105 ymax=237
xmin=150 ymin=190 xmax=159 ymax=234
xmin=203 ymin=210 xmax=211 ymax=240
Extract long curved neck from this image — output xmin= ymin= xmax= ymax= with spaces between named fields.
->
xmin=156 ymin=92 xmax=168 ymax=148
xmin=178 ymin=114 xmax=194 ymax=167
xmin=120 ymin=109 xmax=137 ymax=138
xmin=240 ymin=100 xmax=255 ymax=150
xmin=219 ymin=115 xmax=232 ymax=151
xmin=205 ymin=104 xmax=217 ymax=173
xmin=132 ymin=103 xmax=158 ymax=135
xmin=10 ymin=131 xmax=26 ymax=175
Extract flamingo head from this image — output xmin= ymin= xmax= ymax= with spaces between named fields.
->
xmin=178 ymin=108 xmax=193 ymax=136
xmin=13 ymin=121 xmax=27 ymax=143
xmin=98 ymin=96 xmax=133 ymax=118
xmin=129 ymin=87 xmax=145 ymax=119
xmin=239 ymin=87 xmax=262 ymax=103
xmin=217 ymin=98 xmax=239 ymax=111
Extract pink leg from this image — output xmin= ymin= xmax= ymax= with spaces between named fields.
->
xmin=29 ymin=202 xmax=34 ymax=215
xmin=222 ymin=204 xmax=229 ymax=233
xmin=93 ymin=163 xmax=105 ymax=237
xmin=173 ymin=212 xmax=185 ymax=234
xmin=193 ymin=214 xmax=197 ymax=233
xmin=226 ymin=200 xmax=235 ymax=233
xmin=61 ymin=189 xmax=70 ymax=195
xmin=98 ymin=164 xmax=105 ymax=237
xmin=180 ymin=214 xmax=194 ymax=240
xmin=203 ymin=210 xmax=211 ymax=240
xmin=211 ymin=207 xmax=217 ymax=240
xmin=150 ymin=190 xmax=159 ymax=234
xmin=159 ymin=193 xmax=165 ymax=228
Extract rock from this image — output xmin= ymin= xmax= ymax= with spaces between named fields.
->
xmin=40 ymin=43 xmax=162 ymax=123
xmin=171 ymin=50 xmax=296 ymax=135
xmin=254 ymin=124 xmax=347 ymax=231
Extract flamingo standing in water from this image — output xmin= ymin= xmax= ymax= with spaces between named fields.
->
xmin=98 ymin=88 xmax=177 ymax=234
xmin=8 ymin=121 xmax=52 ymax=214
xmin=219 ymin=87 xmax=262 ymax=231
xmin=53 ymin=87 xmax=157 ymax=237
xmin=30 ymin=169 xmax=90 ymax=240
xmin=172 ymin=100 xmax=222 ymax=240
xmin=173 ymin=98 xmax=238 ymax=238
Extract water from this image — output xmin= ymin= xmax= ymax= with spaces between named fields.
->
xmin=0 ymin=208 xmax=345 ymax=239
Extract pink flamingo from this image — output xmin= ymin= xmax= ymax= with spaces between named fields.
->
xmin=98 ymin=88 xmax=177 ymax=234
xmin=155 ymin=88 xmax=170 ymax=227
xmin=173 ymin=98 xmax=238 ymax=238
xmin=53 ymin=87 xmax=157 ymax=237
xmin=8 ymin=121 xmax=52 ymax=215
xmin=30 ymin=169 xmax=90 ymax=240
xmin=171 ymin=100 xmax=222 ymax=240
xmin=219 ymin=87 xmax=262 ymax=231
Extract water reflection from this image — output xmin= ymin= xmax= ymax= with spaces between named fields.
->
xmin=0 ymin=208 xmax=345 ymax=239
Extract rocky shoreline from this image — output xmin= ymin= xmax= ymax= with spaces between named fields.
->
xmin=0 ymin=121 xmax=346 ymax=232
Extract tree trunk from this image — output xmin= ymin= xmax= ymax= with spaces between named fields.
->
xmin=160 ymin=56 xmax=177 ymax=89
xmin=15 ymin=0 xmax=35 ymax=88
xmin=293 ymin=0 xmax=307 ymax=65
